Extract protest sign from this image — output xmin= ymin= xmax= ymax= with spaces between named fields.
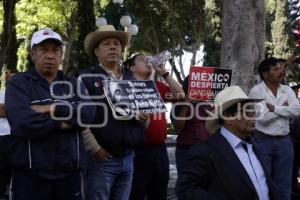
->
xmin=188 ymin=66 xmax=232 ymax=101
xmin=103 ymin=80 xmax=167 ymax=116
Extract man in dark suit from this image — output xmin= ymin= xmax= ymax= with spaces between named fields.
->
xmin=176 ymin=86 xmax=279 ymax=200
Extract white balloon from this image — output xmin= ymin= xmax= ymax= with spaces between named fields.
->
xmin=120 ymin=16 xmax=132 ymax=27
xmin=96 ymin=17 xmax=107 ymax=27
xmin=127 ymin=24 xmax=138 ymax=35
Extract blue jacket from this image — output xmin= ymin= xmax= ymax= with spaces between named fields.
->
xmin=80 ymin=65 xmax=144 ymax=156
xmin=5 ymin=68 xmax=95 ymax=178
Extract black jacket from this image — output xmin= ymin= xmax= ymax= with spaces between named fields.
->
xmin=80 ymin=65 xmax=144 ymax=156
xmin=176 ymin=131 xmax=279 ymax=200
xmin=5 ymin=68 xmax=95 ymax=178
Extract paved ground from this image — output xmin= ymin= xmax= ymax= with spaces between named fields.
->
xmin=167 ymin=146 xmax=177 ymax=199
xmin=166 ymin=135 xmax=177 ymax=200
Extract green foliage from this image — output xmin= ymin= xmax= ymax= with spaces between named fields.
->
xmin=264 ymin=0 xmax=295 ymax=59
xmin=271 ymin=0 xmax=294 ymax=58
xmin=94 ymin=0 xmax=109 ymax=17
xmin=264 ymin=0 xmax=300 ymax=84
xmin=0 ymin=3 xmax=3 ymax=34
xmin=2 ymin=0 xmax=297 ymax=83
xmin=167 ymin=0 xmax=205 ymax=50
xmin=119 ymin=0 xmax=206 ymax=81
xmin=15 ymin=0 xmax=77 ymax=71
xmin=125 ymin=0 xmax=205 ymax=55
xmin=286 ymin=64 xmax=300 ymax=82
xmin=124 ymin=0 xmax=170 ymax=54
xmin=266 ymin=0 xmax=275 ymax=43
xmin=2 ymin=0 xmax=208 ymax=76
xmin=264 ymin=0 xmax=299 ymax=84
xmin=203 ymin=0 xmax=221 ymax=67
xmin=16 ymin=40 xmax=28 ymax=72
xmin=0 ymin=66 xmax=7 ymax=90
xmin=101 ymin=1 xmax=129 ymax=31
xmin=265 ymin=41 xmax=275 ymax=58
xmin=16 ymin=0 xmax=74 ymax=36
xmin=69 ymin=0 xmax=96 ymax=74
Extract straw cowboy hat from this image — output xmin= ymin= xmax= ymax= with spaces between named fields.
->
xmin=205 ymin=86 xmax=262 ymax=134
xmin=84 ymin=25 xmax=129 ymax=58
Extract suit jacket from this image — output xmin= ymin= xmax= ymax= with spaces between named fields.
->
xmin=176 ymin=131 xmax=279 ymax=200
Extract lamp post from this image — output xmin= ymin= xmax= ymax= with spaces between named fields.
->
xmin=96 ymin=0 xmax=138 ymax=36
xmin=96 ymin=17 xmax=107 ymax=27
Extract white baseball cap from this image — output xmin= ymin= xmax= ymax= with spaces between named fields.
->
xmin=30 ymin=28 xmax=63 ymax=49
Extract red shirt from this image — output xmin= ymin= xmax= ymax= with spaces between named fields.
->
xmin=145 ymin=81 xmax=171 ymax=145
xmin=174 ymin=104 xmax=211 ymax=146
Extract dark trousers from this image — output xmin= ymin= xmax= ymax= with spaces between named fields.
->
xmin=292 ymin=140 xmax=300 ymax=199
xmin=253 ymin=132 xmax=293 ymax=200
xmin=11 ymin=171 xmax=83 ymax=200
xmin=130 ymin=144 xmax=169 ymax=200
xmin=0 ymin=135 xmax=12 ymax=198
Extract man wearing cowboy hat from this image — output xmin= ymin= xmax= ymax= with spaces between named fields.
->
xmin=80 ymin=25 xmax=148 ymax=200
xmin=176 ymin=86 xmax=279 ymax=200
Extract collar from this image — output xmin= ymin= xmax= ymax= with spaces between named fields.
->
xmin=25 ymin=67 xmax=63 ymax=84
xmin=261 ymin=81 xmax=285 ymax=95
xmin=220 ymin=126 xmax=243 ymax=149
xmin=99 ymin=62 xmax=123 ymax=80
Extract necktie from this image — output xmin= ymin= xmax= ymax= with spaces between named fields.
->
xmin=243 ymin=136 xmax=253 ymax=144
xmin=241 ymin=142 xmax=264 ymax=198
xmin=241 ymin=142 xmax=248 ymax=152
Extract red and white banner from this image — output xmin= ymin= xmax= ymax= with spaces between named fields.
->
xmin=188 ymin=66 xmax=232 ymax=101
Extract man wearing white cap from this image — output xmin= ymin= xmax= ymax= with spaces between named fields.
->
xmin=80 ymin=25 xmax=148 ymax=200
xmin=176 ymin=86 xmax=279 ymax=200
xmin=5 ymin=28 xmax=95 ymax=200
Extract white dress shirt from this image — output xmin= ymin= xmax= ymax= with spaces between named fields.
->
xmin=0 ymin=90 xmax=11 ymax=136
xmin=220 ymin=127 xmax=269 ymax=200
xmin=249 ymin=81 xmax=300 ymax=136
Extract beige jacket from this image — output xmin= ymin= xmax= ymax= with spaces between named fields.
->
xmin=81 ymin=128 xmax=101 ymax=154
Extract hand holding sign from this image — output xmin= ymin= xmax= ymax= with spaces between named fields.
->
xmin=103 ymin=80 xmax=167 ymax=118
xmin=153 ymin=64 xmax=168 ymax=76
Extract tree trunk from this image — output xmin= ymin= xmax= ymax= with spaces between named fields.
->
xmin=203 ymin=0 xmax=221 ymax=67
xmin=4 ymin=8 xmax=18 ymax=71
xmin=62 ymin=9 xmax=78 ymax=75
xmin=220 ymin=0 xmax=265 ymax=93
xmin=68 ymin=0 xmax=95 ymax=75
xmin=0 ymin=0 xmax=17 ymax=71
xmin=169 ymin=58 xmax=183 ymax=84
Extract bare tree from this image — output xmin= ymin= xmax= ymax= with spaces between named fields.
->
xmin=220 ymin=0 xmax=265 ymax=93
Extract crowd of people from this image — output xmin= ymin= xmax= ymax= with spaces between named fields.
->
xmin=0 ymin=24 xmax=300 ymax=200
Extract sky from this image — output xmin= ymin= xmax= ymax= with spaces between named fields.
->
xmin=164 ymin=48 xmax=204 ymax=123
